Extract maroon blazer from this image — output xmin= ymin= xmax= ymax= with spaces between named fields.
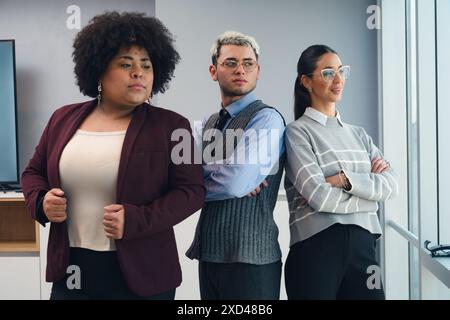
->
xmin=21 ymin=100 xmax=205 ymax=297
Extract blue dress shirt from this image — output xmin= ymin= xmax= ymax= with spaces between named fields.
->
xmin=193 ymin=91 xmax=285 ymax=201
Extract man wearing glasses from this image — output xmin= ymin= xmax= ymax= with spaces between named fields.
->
xmin=186 ymin=31 xmax=285 ymax=300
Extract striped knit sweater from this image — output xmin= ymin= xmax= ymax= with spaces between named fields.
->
xmin=284 ymin=107 xmax=399 ymax=246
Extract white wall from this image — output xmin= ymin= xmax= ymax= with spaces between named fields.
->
xmin=0 ymin=253 xmax=40 ymax=300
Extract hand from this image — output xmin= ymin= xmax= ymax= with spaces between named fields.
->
xmin=325 ymin=174 xmax=342 ymax=188
xmin=248 ymin=180 xmax=269 ymax=197
xmin=103 ymin=204 xmax=125 ymax=240
xmin=43 ymin=188 xmax=67 ymax=223
xmin=371 ymin=158 xmax=390 ymax=174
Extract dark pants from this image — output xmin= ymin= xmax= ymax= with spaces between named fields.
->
xmin=285 ymin=223 xmax=385 ymax=300
xmin=199 ymin=260 xmax=282 ymax=300
xmin=50 ymin=247 xmax=176 ymax=300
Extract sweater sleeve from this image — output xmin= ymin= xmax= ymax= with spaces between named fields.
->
xmin=343 ymin=128 xmax=399 ymax=201
xmin=285 ymin=124 xmax=378 ymax=214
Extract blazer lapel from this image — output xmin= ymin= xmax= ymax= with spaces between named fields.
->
xmin=116 ymin=103 xmax=147 ymax=201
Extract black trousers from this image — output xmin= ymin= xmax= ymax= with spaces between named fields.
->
xmin=50 ymin=247 xmax=176 ymax=300
xmin=285 ymin=223 xmax=385 ymax=300
xmin=199 ymin=260 xmax=282 ymax=300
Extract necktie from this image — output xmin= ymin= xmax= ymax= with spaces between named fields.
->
xmin=214 ymin=108 xmax=231 ymax=131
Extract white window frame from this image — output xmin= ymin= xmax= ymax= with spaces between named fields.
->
xmin=436 ymin=0 xmax=450 ymax=245
xmin=380 ymin=0 xmax=450 ymax=300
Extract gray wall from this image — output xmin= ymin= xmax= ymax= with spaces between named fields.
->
xmin=0 ymin=0 xmax=155 ymax=174
xmin=156 ymin=0 xmax=378 ymax=138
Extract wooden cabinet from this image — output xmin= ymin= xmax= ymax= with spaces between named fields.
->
xmin=0 ymin=195 xmax=39 ymax=252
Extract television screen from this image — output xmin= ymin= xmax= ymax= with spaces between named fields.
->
xmin=0 ymin=39 xmax=19 ymax=185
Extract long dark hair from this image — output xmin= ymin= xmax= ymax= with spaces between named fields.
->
xmin=294 ymin=45 xmax=338 ymax=120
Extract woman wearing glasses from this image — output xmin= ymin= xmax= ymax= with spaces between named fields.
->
xmin=284 ymin=45 xmax=398 ymax=299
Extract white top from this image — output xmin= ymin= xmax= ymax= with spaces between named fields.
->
xmin=304 ymin=107 xmax=344 ymax=126
xmin=59 ymin=129 xmax=126 ymax=251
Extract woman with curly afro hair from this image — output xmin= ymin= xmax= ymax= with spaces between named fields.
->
xmin=22 ymin=11 xmax=205 ymax=300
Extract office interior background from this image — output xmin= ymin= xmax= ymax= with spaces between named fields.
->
xmin=0 ymin=0 xmax=449 ymax=299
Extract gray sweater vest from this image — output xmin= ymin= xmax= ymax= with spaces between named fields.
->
xmin=186 ymin=100 xmax=285 ymax=265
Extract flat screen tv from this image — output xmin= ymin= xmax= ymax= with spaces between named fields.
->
xmin=0 ymin=39 xmax=19 ymax=188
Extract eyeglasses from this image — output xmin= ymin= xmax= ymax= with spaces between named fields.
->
xmin=425 ymin=240 xmax=450 ymax=257
xmin=218 ymin=59 xmax=258 ymax=72
xmin=308 ymin=65 xmax=351 ymax=81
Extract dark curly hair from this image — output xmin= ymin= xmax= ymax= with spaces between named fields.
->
xmin=73 ymin=11 xmax=180 ymax=98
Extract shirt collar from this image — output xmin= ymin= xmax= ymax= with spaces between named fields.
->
xmin=304 ymin=107 xmax=344 ymax=127
xmin=222 ymin=91 xmax=258 ymax=118
xmin=336 ymin=111 xmax=344 ymax=126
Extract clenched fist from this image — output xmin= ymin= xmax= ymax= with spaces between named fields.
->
xmin=43 ymin=188 xmax=67 ymax=223
xmin=103 ymin=204 xmax=125 ymax=240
